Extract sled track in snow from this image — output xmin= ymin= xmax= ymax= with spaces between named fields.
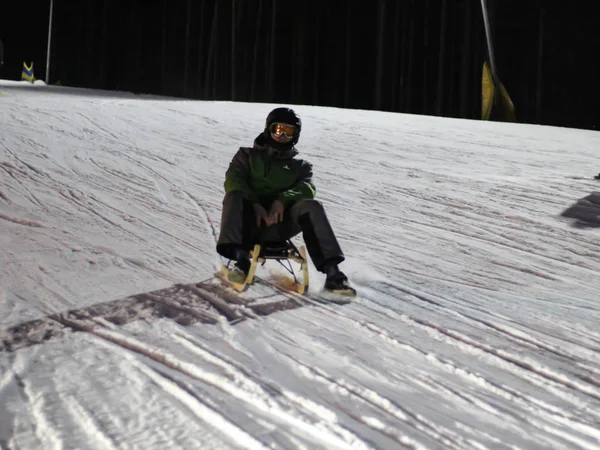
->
xmin=363 ymin=282 xmax=600 ymax=402
xmin=57 ymin=316 xmax=374 ymax=450
xmin=0 ymin=279 xmax=373 ymax=449
xmin=258 ymin=281 xmax=600 ymax=444
xmin=3 ymin=278 xmax=600 ymax=447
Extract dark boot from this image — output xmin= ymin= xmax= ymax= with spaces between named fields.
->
xmin=228 ymin=248 xmax=251 ymax=283
xmin=323 ymin=263 xmax=356 ymax=296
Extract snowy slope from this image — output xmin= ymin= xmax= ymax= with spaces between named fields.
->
xmin=1 ymin=80 xmax=600 ymax=450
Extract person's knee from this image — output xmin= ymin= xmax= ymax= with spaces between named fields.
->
xmin=223 ymin=190 xmax=246 ymax=203
xmin=294 ymin=199 xmax=324 ymax=214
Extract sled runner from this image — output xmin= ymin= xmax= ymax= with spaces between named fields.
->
xmin=221 ymin=240 xmax=309 ymax=294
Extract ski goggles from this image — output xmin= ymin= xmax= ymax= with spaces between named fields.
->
xmin=269 ymin=123 xmax=296 ymax=138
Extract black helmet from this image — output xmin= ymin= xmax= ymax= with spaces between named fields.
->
xmin=265 ymin=107 xmax=302 ymax=146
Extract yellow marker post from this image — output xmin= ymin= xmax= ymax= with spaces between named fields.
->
xmin=21 ymin=62 xmax=35 ymax=83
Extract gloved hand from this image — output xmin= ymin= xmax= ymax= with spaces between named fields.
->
xmin=266 ymin=200 xmax=284 ymax=226
xmin=253 ymin=203 xmax=270 ymax=226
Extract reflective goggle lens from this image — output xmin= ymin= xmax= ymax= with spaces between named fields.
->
xmin=270 ymin=123 xmax=296 ymax=138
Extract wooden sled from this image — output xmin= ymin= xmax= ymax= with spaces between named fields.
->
xmin=221 ymin=240 xmax=309 ymax=294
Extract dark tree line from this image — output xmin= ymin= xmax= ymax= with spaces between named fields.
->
xmin=3 ymin=0 xmax=599 ymax=130
xmin=49 ymin=0 xmax=489 ymax=118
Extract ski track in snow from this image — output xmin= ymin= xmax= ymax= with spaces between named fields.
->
xmin=1 ymin=82 xmax=600 ymax=449
xmin=305 ymin=289 xmax=600 ymax=448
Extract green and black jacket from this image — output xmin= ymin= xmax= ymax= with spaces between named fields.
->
xmin=224 ymin=133 xmax=316 ymax=208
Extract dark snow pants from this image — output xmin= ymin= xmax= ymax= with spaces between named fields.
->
xmin=216 ymin=191 xmax=345 ymax=272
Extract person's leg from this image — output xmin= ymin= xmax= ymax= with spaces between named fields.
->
xmin=216 ymin=191 xmax=257 ymax=265
xmin=285 ymin=199 xmax=345 ymax=272
xmin=283 ymin=200 xmax=354 ymax=293
xmin=248 ymin=200 xmax=354 ymax=294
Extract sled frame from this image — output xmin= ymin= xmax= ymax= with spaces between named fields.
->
xmin=222 ymin=240 xmax=309 ymax=294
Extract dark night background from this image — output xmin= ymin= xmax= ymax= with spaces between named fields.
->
xmin=1 ymin=1 xmax=598 ymax=130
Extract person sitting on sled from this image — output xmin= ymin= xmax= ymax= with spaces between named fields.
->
xmin=216 ymin=107 xmax=355 ymax=295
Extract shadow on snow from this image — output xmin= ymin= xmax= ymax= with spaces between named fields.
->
xmin=0 ymin=277 xmax=307 ymax=353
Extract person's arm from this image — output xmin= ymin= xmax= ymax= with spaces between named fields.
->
xmin=277 ymin=161 xmax=316 ymax=207
xmin=224 ymin=148 xmax=258 ymax=202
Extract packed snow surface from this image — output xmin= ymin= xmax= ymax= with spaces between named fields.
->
xmin=1 ymin=80 xmax=600 ymax=449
